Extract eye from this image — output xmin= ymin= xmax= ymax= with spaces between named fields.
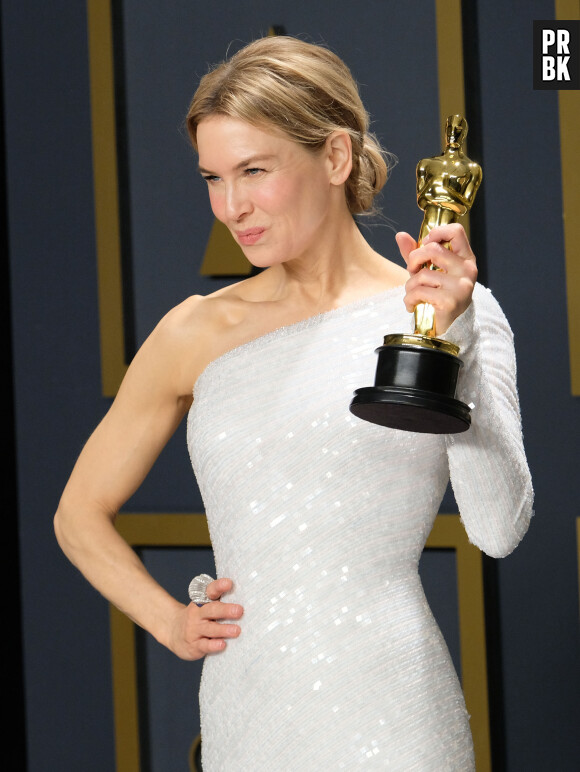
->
xmin=201 ymin=174 xmax=221 ymax=183
xmin=245 ymin=167 xmax=264 ymax=177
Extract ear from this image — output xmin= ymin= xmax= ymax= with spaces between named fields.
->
xmin=325 ymin=131 xmax=352 ymax=186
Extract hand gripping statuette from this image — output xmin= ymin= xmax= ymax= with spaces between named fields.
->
xmin=350 ymin=115 xmax=482 ymax=433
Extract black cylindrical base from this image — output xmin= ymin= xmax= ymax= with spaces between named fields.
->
xmin=349 ymin=340 xmax=471 ymax=434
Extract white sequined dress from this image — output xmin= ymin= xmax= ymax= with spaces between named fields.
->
xmin=187 ymin=283 xmax=532 ymax=770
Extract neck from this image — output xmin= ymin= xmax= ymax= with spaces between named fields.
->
xmin=267 ymin=216 xmax=379 ymax=308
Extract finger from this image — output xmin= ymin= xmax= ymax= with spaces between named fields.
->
xmin=406 ymin=269 xmax=472 ymax=298
xmin=405 ymin=242 xmax=441 ymax=274
xmin=405 ymin=241 xmax=477 ymax=286
xmin=406 ymin=266 xmax=446 ymax=292
xmin=196 ymin=637 xmax=227 ymax=655
xmin=404 ymin=282 xmax=453 ymax=314
xmin=404 ymin=275 xmax=473 ymax=316
xmin=404 ymin=285 xmax=462 ymax=332
xmin=404 ymin=242 xmax=453 ymax=276
xmin=205 ymin=577 xmax=233 ymax=600
xmin=197 ymin=601 xmax=244 ymax=620
xmin=202 ymin=621 xmax=242 ymax=639
xmin=422 ymin=223 xmax=473 ymax=258
xmin=395 ymin=231 xmax=417 ymax=265
xmin=410 ymin=244 xmax=477 ymax=279
xmin=404 ymin=272 xmax=447 ymax=312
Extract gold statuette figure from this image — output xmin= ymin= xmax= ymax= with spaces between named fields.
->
xmin=349 ymin=116 xmax=482 ymax=434
xmin=414 ymin=115 xmax=482 ymax=337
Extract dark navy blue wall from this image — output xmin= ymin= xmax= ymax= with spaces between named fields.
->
xmin=475 ymin=3 xmax=580 ymax=767
xmin=4 ymin=0 xmax=578 ymax=769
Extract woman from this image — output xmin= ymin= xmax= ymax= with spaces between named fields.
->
xmin=55 ymin=36 xmax=533 ymax=769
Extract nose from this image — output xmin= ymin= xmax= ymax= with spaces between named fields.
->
xmin=224 ymin=181 xmax=252 ymax=222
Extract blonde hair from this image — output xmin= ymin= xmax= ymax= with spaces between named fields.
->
xmin=186 ymin=36 xmax=391 ymax=215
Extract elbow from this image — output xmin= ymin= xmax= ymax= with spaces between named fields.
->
xmin=53 ymin=509 xmax=61 ymax=545
xmin=469 ymin=526 xmax=526 ymax=559
xmin=54 ymin=502 xmax=74 ymax=558
xmin=481 ymin=536 xmax=523 ymax=560
xmin=469 ymin=497 xmax=534 ymax=559
xmin=54 ymin=493 xmax=118 ymax=562
xmin=53 ymin=496 xmax=88 ymax=561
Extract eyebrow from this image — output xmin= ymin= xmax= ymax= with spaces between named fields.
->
xmin=197 ymin=154 xmax=277 ymax=175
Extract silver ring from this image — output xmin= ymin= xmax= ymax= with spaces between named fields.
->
xmin=188 ymin=573 xmax=215 ymax=606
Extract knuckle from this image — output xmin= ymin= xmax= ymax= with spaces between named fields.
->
xmin=442 ymin=298 xmax=454 ymax=313
xmin=458 ymin=276 xmax=475 ymax=295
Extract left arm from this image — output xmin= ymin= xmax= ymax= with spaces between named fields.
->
xmin=397 ymin=225 xmax=533 ymax=557
xmin=441 ymin=286 xmax=533 ymax=556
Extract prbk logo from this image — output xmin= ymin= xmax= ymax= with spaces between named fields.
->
xmin=533 ymin=20 xmax=579 ymax=89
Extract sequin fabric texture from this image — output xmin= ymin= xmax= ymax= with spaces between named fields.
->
xmin=187 ymin=284 xmax=533 ymax=770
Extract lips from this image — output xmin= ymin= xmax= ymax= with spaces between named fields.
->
xmin=235 ymin=227 xmax=265 ymax=246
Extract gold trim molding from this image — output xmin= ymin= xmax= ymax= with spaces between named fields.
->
xmin=556 ymin=0 xmax=580 ymax=394
xmin=427 ymin=514 xmax=490 ymax=770
xmin=87 ymin=0 xmax=127 ymax=396
xmin=110 ymin=514 xmax=210 ymax=772
xmin=435 ymin=0 xmax=471 ymax=242
xmin=435 ymin=0 xmax=466 ymax=128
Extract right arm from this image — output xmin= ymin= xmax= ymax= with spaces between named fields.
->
xmin=54 ymin=297 xmax=243 ymax=658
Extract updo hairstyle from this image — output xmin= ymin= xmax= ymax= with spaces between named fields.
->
xmin=186 ymin=36 xmax=391 ymax=216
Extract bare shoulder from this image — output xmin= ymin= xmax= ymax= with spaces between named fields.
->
xmin=155 ymin=286 xmax=251 ymax=342
xmin=139 ymin=286 xmax=256 ymax=394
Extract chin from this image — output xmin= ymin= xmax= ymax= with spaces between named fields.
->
xmin=241 ymin=248 xmax=286 ymax=270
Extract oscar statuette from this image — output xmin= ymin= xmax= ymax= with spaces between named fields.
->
xmin=350 ymin=115 xmax=482 ymax=433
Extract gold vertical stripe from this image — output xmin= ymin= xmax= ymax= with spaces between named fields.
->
xmin=426 ymin=515 xmax=491 ymax=771
xmin=112 ymin=513 xmax=212 ymax=771
xmin=435 ymin=0 xmax=471 ymax=240
xmin=455 ymin=542 xmax=489 ymax=768
xmin=199 ymin=219 xmax=252 ymax=276
xmin=109 ymin=607 xmax=140 ymax=772
xmin=435 ymin=0 xmax=467 ymax=127
xmin=111 ymin=514 xmax=211 ymax=772
xmin=556 ymin=0 xmax=580 ymax=394
xmin=189 ymin=734 xmax=202 ymax=771
xmin=87 ymin=0 xmax=127 ymax=396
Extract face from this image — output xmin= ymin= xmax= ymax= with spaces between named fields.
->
xmin=446 ymin=117 xmax=466 ymax=148
xmin=196 ymin=116 xmax=338 ymax=268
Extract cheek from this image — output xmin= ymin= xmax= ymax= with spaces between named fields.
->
xmin=257 ymin=178 xmax=311 ymax=220
xmin=253 ymin=180 xmax=292 ymax=211
xmin=207 ymin=189 xmax=225 ymax=221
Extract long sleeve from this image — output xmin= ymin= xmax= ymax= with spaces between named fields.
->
xmin=442 ymin=283 xmax=534 ymax=558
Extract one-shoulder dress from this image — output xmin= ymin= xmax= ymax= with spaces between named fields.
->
xmin=187 ymin=284 xmax=533 ymax=771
